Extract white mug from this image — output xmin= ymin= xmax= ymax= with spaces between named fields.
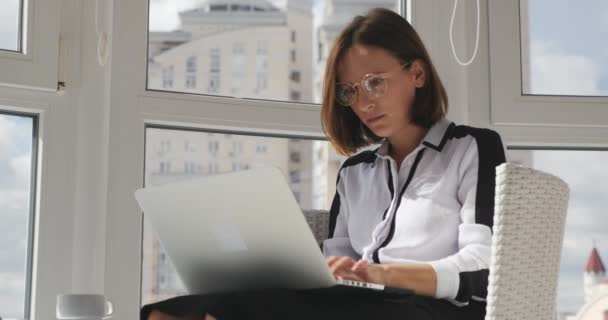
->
xmin=56 ymin=294 xmax=113 ymax=319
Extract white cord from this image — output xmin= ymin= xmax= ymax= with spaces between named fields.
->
xmin=95 ymin=0 xmax=112 ymax=66
xmin=449 ymin=0 xmax=480 ymax=66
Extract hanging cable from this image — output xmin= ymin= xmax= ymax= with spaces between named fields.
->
xmin=449 ymin=0 xmax=480 ymax=66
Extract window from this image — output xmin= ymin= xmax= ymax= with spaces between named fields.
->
xmin=146 ymin=1 xmax=402 ymax=103
xmin=506 ymin=149 xmax=608 ymax=317
xmin=231 ymin=43 xmax=245 ymax=93
xmin=486 ymin=0 xmax=608 ymax=128
xmin=520 ymin=0 xmax=608 ymax=96
xmin=290 ymin=90 xmax=301 ymax=101
xmin=142 ymin=127 xmax=338 ymax=304
xmin=0 ymin=0 xmax=60 ymax=90
xmin=290 ymin=70 xmax=301 ymax=83
xmin=185 ymin=56 xmax=197 ymax=89
xmin=317 ymin=42 xmax=323 ymax=62
xmin=108 ymin=2 xmax=406 ymax=317
xmin=162 ymin=66 xmax=174 ymax=89
xmin=0 ymin=112 xmax=37 ymax=320
xmin=256 ymin=41 xmax=268 ymax=93
xmin=290 ymin=151 xmax=301 ymax=163
xmin=0 ymin=0 xmax=22 ymax=52
xmin=289 ymin=170 xmax=301 ymax=183
xmin=208 ymin=48 xmax=221 ymax=93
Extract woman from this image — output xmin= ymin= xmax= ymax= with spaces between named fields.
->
xmin=145 ymin=7 xmax=505 ymax=320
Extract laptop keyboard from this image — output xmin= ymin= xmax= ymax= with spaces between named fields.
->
xmin=337 ymin=279 xmax=384 ymax=291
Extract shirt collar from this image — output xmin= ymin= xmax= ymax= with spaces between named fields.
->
xmin=374 ymin=118 xmax=454 ymax=157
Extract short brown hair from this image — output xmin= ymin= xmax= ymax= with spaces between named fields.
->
xmin=321 ymin=8 xmax=448 ymax=155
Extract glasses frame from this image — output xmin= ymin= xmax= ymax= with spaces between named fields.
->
xmin=335 ymin=62 xmax=412 ymax=107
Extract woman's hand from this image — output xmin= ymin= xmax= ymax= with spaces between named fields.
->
xmin=326 ymin=256 xmax=386 ymax=285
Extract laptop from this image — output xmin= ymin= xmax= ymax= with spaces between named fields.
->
xmin=134 ymin=166 xmax=414 ymax=297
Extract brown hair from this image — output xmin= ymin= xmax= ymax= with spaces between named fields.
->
xmin=321 ymin=8 xmax=448 ymax=155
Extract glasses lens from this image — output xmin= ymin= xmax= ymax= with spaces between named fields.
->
xmin=363 ymin=75 xmax=387 ymax=98
xmin=336 ymin=84 xmax=356 ymax=106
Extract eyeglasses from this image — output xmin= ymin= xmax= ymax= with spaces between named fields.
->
xmin=335 ymin=62 xmax=411 ymax=107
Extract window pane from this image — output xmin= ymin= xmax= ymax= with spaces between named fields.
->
xmin=147 ymin=0 xmax=401 ymax=103
xmin=141 ymin=127 xmax=345 ymax=305
xmin=0 ymin=0 xmax=22 ymax=52
xmin=520 ymin=0 xmax=608 ymax=96
xmin=0 ymin=112 xmax=35 ymax=319
xmin=507 ymin=149 xmax=608 ymax=317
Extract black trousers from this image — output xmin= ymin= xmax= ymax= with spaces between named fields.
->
xmin=141 ymin=288 xmax=486 ymax=320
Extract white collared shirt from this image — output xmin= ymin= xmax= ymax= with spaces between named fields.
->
xmin=322 ymin=118 xmax=506 ymax=306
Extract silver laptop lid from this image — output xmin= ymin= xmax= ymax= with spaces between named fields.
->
xmin=134 ymin=166 xmax=335 ymax=294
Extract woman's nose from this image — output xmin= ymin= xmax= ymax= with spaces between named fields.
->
xmin=354 ymin=93 xmax=375 ymax=113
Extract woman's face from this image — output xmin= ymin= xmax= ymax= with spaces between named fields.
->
xmin=336 ymin=44 xmax=425 ymax=139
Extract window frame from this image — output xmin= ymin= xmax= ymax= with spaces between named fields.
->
xmin=0 ymin=0 xmax=61 ymax=91
xmin=464 ymin=0 xmax=608 ymax=147
xmin=0 ymin=109 xmax=37 ymax=320
xmin=105 ymin=1 xmax=407 ymax=318
xmin=483 ymin=0 xmax=608 ymax=131
xmin=0 ymin=87 xmax=77 ymax=320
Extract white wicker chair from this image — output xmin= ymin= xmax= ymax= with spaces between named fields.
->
xmin=301 ymin=163 xmax=570 ymax=320
xmin=485 ymin=163 xmax=570 ymax=320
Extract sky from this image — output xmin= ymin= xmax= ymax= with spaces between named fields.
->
xmin=0 ymin=0 xmax=20 ymax=51
xmin=0 ymin=114 xmax=33 ymax=319
xmin=1 ymin=0 xmax=608 ymax=317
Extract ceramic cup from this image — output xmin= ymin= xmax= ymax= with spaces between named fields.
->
xmin=56 ymin=294 xmax=113 ymax=319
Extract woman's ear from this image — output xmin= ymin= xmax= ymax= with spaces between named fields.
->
xmin=410 ymin=60 xmax=426 ymax=88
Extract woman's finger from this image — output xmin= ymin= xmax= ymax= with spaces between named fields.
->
xmin=334 ymin=270 xmax=365 ymax=282
xmin=326 ymin=256 xmax=339 ymax=267
xmin=351 ymin=259 xmax=368 ymax=272
xmin=329 ymin=257 xmax=355 ymax=275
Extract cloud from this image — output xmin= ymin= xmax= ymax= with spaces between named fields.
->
xmin=0 ymin=115 xmax=16 ymax=156
xmin=149 ymin=0 xmax=202 ymax=31
xmin=529 ymin=41 xmax=602 ymax=96
xmin=0 ymin=272 xmax=26 ymax=319
xmin=10 ymin=155 xmax=32 ymax=188
xmin=530 ymin=150 xmax=608 ymax=312
xmin=0 ymin=115 xmax=34 ymax=319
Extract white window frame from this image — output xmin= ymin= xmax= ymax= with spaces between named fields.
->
xmin=0 ymin=0 xmax=61 ymax=91
xmin=105 ymin=1 xmax=408 ymax=318
xmin=470 ymin=0 xmax=608 ymax=147
xmin=0 ymin=88 xmax=77 ymax=320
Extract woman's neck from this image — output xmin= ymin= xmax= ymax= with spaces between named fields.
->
xmin=388 ymin=124 xmax=428 ymax=168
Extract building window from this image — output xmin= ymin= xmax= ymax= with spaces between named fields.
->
xmin=159 ymin=140 xmax=171 ymax=154
xmin=289 ymin=170 xmax=301 ymax=183
xmin=290 ymin=91 xmax=301 ymax=101
xmin=186 ymin=56 xmax=196 ymax=73
xmin=159 ymin=161 xmax=171 ymax=174
xmin=256 ymin=41 xmax=268 ymax=93
xmin=231 ymin=43 xmax=245 ymax=93
xmin=162 ymin=65 xmax=174 ymax=89
xmin=184 ymin=140 xmax=195 ymax=152
xmin=208 ymin=141 xmax=219 ymax=155
xmin=290 ymin=49 xmax=296 ymax=63
xmin=256 ymin=145 xmax=268 ymax=153
xmin=290 ymin=151 xmax=301 ymax=163
xmin=209 ymin=48 xmax=221 ymax=93
xmin=290 ymin=70 xmax=301 ymax=83
xmin=185 ymin=56 xmax=197 ymax=89
xmin=143 ymin=127 xmax=337 ymax=305
xmin=317 ymin=42 xmax=324 ymax=62
xmin=291 ymin=30 xmax=296 ymax=43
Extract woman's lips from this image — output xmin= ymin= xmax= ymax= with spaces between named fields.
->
xmin=366 ymin=114 xmax=385 ymax=125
